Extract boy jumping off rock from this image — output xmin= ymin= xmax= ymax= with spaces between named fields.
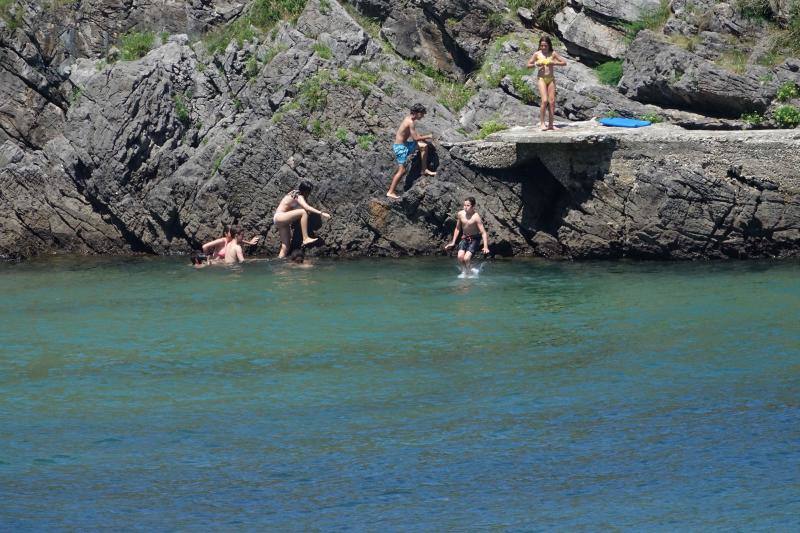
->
xmin=387 ymin=103 xmax=436 ymax=199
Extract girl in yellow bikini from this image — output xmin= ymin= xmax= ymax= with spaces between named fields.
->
xmin=526 ymin=36 xmax=566 ymax=131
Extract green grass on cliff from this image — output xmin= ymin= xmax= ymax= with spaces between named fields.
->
xmin=623 ymin=0 xmax=671 ymax=41
xmin=475 ymin=120 xmax=509 ymax=140
xmin=204 ymin=0 xmax=308 ymax=55
xmin=0 ymin=0 xmax=23 ymax=30
xmin=594 ymin=60 xmax=623 ymax=86
xmin=507 ymin=0 xmax=566 ymax=33
xmin=120 ymin=31 xmax=155 ymax=61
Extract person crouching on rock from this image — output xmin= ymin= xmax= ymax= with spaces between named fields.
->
xmin=273 ymin=180 xmax=331 ymax=258
xmin=527 ymin=35 xmax=566 ymax=131
xmin=387 ymin=102 xmax=437 ymax=199
xmin=444 ymin=196 xmax=490 ymax=277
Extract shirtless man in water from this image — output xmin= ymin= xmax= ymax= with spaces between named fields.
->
xmin=223 ymin=227 xmax=246 ymax=264
xmin=445 ymin=197 xmax=490 ymax=277
xmin=386 ymin=103 xmax=437 ymax=199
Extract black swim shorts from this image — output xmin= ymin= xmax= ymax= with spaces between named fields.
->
xmin=457 ymin=235 xmax=482 ymax=255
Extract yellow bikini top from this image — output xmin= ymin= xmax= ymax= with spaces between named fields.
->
xmin=535 ymin=56 xmax=553 ymax=67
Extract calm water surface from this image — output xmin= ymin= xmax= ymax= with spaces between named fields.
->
xmin=0 ymin=257 xmax=798 ymax=530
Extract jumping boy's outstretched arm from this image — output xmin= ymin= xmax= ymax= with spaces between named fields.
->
xmin=477 ymin=216 xmax=490 ymax=254
xmin=445 ymin=216 xmax=462 ymax=249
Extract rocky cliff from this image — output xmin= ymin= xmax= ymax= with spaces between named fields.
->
xmin=1 ymin=0 xmax=799 ymax=260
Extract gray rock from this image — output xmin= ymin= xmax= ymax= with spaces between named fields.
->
xmin=554 ymin=6 xmax=628 ymax=62
xmin=619 ymin=30 xmax=774 ymax=117
xmin=459 ymin=89 xmax=541 ymax=132
xmin=576 ymin=0 xmax=664 ymax=23
xmin=0 ymin=138 xmax=130 ymax=259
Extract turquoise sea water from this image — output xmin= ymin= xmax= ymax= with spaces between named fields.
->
xmin=0 ymin=257 xmax=798 ymax=530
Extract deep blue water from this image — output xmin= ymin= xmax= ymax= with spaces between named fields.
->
xmin=0 ymin=257 xmax=798 ymax=530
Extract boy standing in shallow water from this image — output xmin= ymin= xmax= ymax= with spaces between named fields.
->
xmin=445 ymin=197 xmax=490 ymax=277
xmin=387 ymin=103 xmax=437 ymax=199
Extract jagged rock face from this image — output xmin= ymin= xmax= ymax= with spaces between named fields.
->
xmin=576 ymin=0 xmax=663 ymax=23
xmin=619 ymin=31 xmax=775 ymax=118
xmin=0 ymin=139 xmax=131 ymax=259
xmin=554 ymin=6 xmax=628 ymax=62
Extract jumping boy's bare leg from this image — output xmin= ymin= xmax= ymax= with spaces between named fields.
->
xmin=418 ymin=142 xmax=436 ymax=176
xmin=457 ymin=249 xmax=468 ymax=276
xmin=387 ymin=164 xmax=405 ymax=198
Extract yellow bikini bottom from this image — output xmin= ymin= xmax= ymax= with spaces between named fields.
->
xmin=539 ymin=74 xmax=555 ymax=85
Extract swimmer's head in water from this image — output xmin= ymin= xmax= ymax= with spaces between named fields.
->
xmin=289 ymin=249 xmax=305 ymax=263
xmin=191 ymin=252 xmax=208 ymax=265
xmin=297 ymin=180 xmax=313 ymax=197
xmin=539 ymin=36 xmax=553 ymax=53
xmin=410 ymin=103 xmax=426 ymax=119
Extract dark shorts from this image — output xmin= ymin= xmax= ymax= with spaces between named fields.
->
xmin=458 ymin=235 xmax=481 ymax=255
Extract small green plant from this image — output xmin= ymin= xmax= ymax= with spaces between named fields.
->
xmin=297 ymin=71 xmax=329 ymax=111
xmin=741 ymin=111 xmax=763 ymax=125
xmin=670 ymin=34 xmax=701 ymax=52
xmin=334 ymin=128 xmax=348 ymax=142
xmin=357 ymin=134 xmax=375 ymax=150
xmin=232 ymin=98 xmax=243 ymax=112
xmin=336 ymin=67 xmax=379 ymax=97
xmin=69 ymin=86 xmax=83 ymax=106
xmin=312 ymin=42 xmax=332 ymax=60
xmin=475 ymin=120 xmax=509 ymax=139
xmin=319 ymin=0 xmax=331 ymax=14
xmin=594 ymin=60 xmax=623 ymax=86
xmin=160 ymin=31 xmax=169 ymax=44
xmin=487 ymin=12 xmax=504 ymax=29
xmin=776 ymin=82 xmax=800 ymax=102
xmin=638 ymin=112 xmax=663 ymax=123
xmin=404 ymin=59 xmax=478 ymax=111
xmin=95 ymin=59 xmax=107 ymax=72
xmin=773 ymin=105 xmax=800 ymax=128
xmin=624 ymin=0 xmax=671 ymax=41
xmin=310 ymin=119 xmax=329 ymax=137
xmin=245 ymin=56 xmax=260 ymax=80
xmin=716 ymin=49 xmax=749 ymax=74
xmin=211 ymin=142 xmax=236 ymax=176
xmin=264 ymin=44 xmax=288 ymax=64
xmin=507 ymin=0 xmax=566 ymax=32
xmin=484 ymin=62 xmax=537 ymax=104
xmin=203 ymin=0 xmax=308 ymax=56
xmin=438 ymin=82 xmax=476 ymax=112
xmin=756 ymin=50 xmax=783 ymax=68
xmin=734 ymin=0 xmax=771 ymax=20
xmin=174 ymin=93 xmax=190 ymax=124
xmin=119 ymin=31 xmax=155 ymax=61
xmin=0 ymin=0 xmax=23 ymax=30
